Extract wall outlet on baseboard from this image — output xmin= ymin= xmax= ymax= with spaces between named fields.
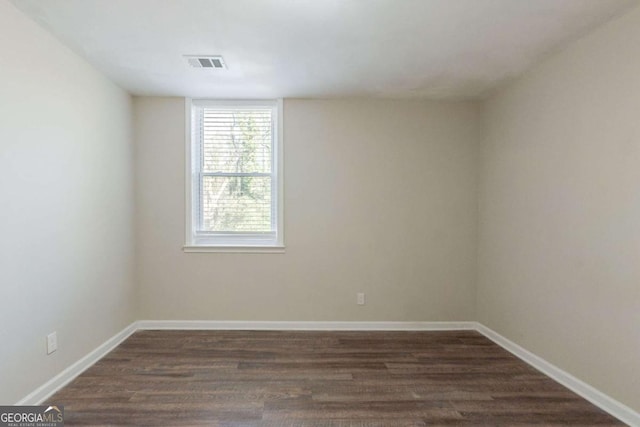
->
xmin=47 ymin=332 xmax=57 ymax=354
xmin=357 ymin=293 xmax=365 ymax=305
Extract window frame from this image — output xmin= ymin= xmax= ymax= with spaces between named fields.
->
xmin=184 ymin=98 xmax=284 ymax=253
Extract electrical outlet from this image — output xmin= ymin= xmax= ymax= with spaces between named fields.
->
xmin=357 ymin=293 xmax=365 ymax=305
xmin=47 ymin=332 xmax=57 ymax=354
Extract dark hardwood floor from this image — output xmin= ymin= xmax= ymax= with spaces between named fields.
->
xmin=47 ymin=330 xmax=624 ymax=426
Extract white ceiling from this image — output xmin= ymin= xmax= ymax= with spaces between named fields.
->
xmin=11 ymin=0 xmax=637 ymax=99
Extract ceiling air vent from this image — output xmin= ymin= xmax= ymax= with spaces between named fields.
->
xmin=185 ymin=56 xmax=226 ymax=69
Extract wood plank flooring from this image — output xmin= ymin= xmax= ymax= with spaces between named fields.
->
xmin=47 ymin=330 xmax=624 ymax=426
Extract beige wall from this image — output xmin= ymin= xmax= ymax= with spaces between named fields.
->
xmin=478 ymin=5 xmax=640 ymax=412
xmin=135 ymin=98 xmax=479 ymax=321
xmin=6 ymin=0 xmax=639 ymax=413
xmin=0 ymin=1 xmax=135 ymax=404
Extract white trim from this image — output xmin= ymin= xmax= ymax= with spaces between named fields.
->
xmin=476 ymin=323 xmax=640 ymax=427
xmin=15 ymin=320 xmax=639 ymax=426
xmin=192 ymin=99 xmax=278 ymax=108
xmin=183 ymin=245 xmax=285 ymax=254
xmin=275 ymin=98 xmax=284 ymax=248
xmin=136 ymin=320 xmax=476 ymax=331
xmin=16 ymin=322 xmax=138 ymax=405
xmin=184 ymin=98 xmax=285 ymax=251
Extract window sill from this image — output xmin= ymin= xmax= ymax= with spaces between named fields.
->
xmin=183 ymin=245 xmax=286 ymax=254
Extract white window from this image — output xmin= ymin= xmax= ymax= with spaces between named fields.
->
xmin=185 ymin=99 xmax=283 ymax=252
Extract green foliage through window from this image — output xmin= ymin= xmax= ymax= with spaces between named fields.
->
xmin=200 ymin=108 xmax=273 ymax=233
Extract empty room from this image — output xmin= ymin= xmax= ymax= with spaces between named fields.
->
xmin=1 ymin=0 xmax=639 ymax=425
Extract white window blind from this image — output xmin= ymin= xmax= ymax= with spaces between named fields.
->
xmin=187 ymin=100 xmax=283 ymax=249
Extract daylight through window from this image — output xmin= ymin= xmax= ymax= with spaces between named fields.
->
xmin=187 ymin=100 xmax=282 ymax=248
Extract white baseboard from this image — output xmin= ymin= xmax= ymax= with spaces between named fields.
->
xmin=136 ymin=320 xmax=476 ymax=331
xmin=16 ymin=322 xmax=138 ymax=405
xmin=476 ymin=323 xmax=639 ymax=427
xmin=16 ymin=319 xmax=639 ymax=426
